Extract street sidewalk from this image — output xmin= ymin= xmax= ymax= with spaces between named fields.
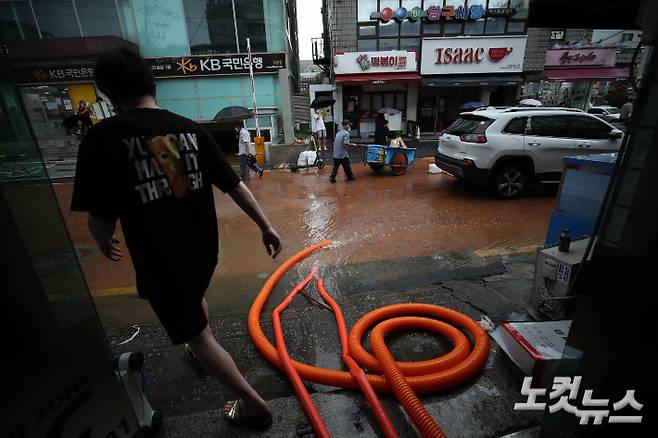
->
xmin=103 ymin=250 xmax=542 ymax=437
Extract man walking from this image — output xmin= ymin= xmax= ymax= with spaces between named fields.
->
xmin=330 ymin=119 xmax=357 ymax=183
xmin=236 ymin=123 xmax=263 ymax=180
xmin=72 ymin=47 xmax=279 ymax=430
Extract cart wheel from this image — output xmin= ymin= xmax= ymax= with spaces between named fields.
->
xmin=368 ymin=163 xmax=384 ymax=173
xmin=317 ymin=161 xmax=325 ymax=169
xmin=390 ymin=153 xmax=408 ymax=176
xmin=290 ymin=165 xmax=298 ymax=172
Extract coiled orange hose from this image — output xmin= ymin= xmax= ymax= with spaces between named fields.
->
xmin=248 ymin=241 xmax=490 ymax=437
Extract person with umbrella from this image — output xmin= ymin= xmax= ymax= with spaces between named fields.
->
xmin=374 ymin=112 xmax=390 ymax=145
xmin=313 ymin=109 xmax=328 ymax=151
xmin=236 ymin=123 xmax=264 ymax=180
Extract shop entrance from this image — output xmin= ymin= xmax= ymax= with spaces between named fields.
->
xmin=19 ymin=84 xmax=98 ymax=164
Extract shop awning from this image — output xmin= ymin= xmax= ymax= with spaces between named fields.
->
xmin=542 ymin=67 xmax=630 ymax=82
xmin=335 ymin=73 xmax=421 ymax=85
xmin=422 ymin=75 xmax=524 ymax=88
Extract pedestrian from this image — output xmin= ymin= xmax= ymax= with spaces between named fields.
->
xmin=620 ymin=96 xmax=634 ymax=122
xmin=330 ymin=119 xmax=357 ymax=183
xmin=236 ymin=123 xmax=264 ymax=180
xmin=71 ymin=47 xmax=279 ymax=430
xmin=313 ymin=110 xmax=328 ymax=150
xmin=374 ymin=112 xmax=389 ymax=145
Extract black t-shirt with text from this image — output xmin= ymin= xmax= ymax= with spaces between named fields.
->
xmin=71 ymin=108 xmax=240 ymax=298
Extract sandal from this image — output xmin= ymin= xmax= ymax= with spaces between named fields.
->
xmin=224 ymin=399 xmax=273 ymax=430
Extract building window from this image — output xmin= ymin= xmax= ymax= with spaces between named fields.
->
xmin=234 ymin=0 xmax=266 ymax=51
xmin=510 ymin=0 xmax=529 ymax=19
xmin=359 ymin=25 xmax=377 ymax=37
xmin=379 ymin=20 xmax=398 ymax=37
xmin=184 ymin=0 xmax=267 ymax=55
xmin=507 ymin=21 xmax=526 ymax=33
xmin=464 ymin=0 xmax=485 ymax=35
xmin=621 ymin=33 xmax=634 ymax=42
xmin=76 ymin=0 xmax=123 ymax=37
xmin=358 ymin=0 xmax=378 ymax=22
xmin=33 ymin=0 xmax=81 ymax=38
xmin=0 ymin=2 xmax=40 ymax=40
xmin=358 ymin=38 xmax=377 ymax=51
xmin=400 ymin=37 xmax=419 ymax=52
xmin=379 ymin=38 xmax=398 ymax=50
xmin=486 ymin=17 xmax=506 ymax=34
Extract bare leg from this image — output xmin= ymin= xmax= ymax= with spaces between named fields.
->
xmin=187 ymin=325 xmax=269 ymax=417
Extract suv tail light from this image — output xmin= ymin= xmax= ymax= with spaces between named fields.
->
xmin=459 ymin=134 xmax=488 ymax=143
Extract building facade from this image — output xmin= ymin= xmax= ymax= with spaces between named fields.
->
xmin=1 ymin=0 xmax=299 ymax=164
xmin=320 ymin=0 xmax=532 ymax=138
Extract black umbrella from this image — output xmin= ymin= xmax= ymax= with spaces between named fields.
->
xmin=310 ymin=95 xmax=336 ymax=109
xmin=213 ymin=106 xmax=254 ymax=123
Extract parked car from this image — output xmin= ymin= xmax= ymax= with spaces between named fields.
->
xmin=435 ymin=107 xmax=624 ymax=198
xmin=586 ymin=106 xmax=622 ymax=123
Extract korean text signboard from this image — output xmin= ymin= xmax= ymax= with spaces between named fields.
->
xmin=147 ymin=52 xmax=286 ymax=78
xmin=12 ymin=64 xmax=95 ymax=84
xmin=334 ymin=50 xmax=418 ymax=75
xmin=544 ymin=48 xmax=616 ymax=68
xmin=421 ymin=36 xmax=527 ymax=75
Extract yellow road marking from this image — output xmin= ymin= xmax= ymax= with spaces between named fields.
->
xmin=92 ymin=285 xmax=138 ymax=297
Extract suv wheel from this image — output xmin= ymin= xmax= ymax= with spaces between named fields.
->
xmin=492 ymin=164 xmax=527 ymax=199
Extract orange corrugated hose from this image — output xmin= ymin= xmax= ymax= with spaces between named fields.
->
xmin=248 ymin=241 xmax=490 ymax=437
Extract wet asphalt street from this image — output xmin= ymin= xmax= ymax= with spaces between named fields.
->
xmin=52 ymin=157 xmax=555 ymax=437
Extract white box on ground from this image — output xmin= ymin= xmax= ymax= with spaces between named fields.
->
xmin=491 ymin=320 xmax=571 ymax=379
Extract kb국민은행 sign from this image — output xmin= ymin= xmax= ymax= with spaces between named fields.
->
xmin=147 ymin=52 xmax=286 ymax=78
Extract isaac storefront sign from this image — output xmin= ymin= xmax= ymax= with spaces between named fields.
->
xmin=544 ymin=47 xmax=616 ymax=68
xmin=421 ymin=36 xmax=527 ymax=75
xmin=334 ymin=51 xmax=418 ymax=75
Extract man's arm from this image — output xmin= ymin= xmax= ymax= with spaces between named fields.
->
xmin=88 ymin=215 xmax=123 ymax=261
xmin=227 ymin=182 xmax=282 ymax=259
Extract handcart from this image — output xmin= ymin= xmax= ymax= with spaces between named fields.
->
xmin=362 ymin=144 xmax=416 ymax=176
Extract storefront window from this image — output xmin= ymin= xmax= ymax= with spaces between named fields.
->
xmin=379 ymin=20 xmax=398 ymax=37
xmin=358 ymin=39 xmax=377 ymax=51
xmin=463 ymin=0 xmax=485 ymax=35
xmin=372 ymin=94 xmax=383 ymax=110
xmin=510 ymin=0 xmax=529 ymax=19
xmin=33 ymin=0 xmax=81 ymax=38
xmin=76 ymin=0 xmax=123 ymax=37
xmin=400 ymin=37 xmax=419 ymax=51
xmin=359 ymin=25 xmax=376 ymax=37
xmin=379 ymin=38 xmax=398 ymax=50
xmin=358 ymin=0 xmax=377 ymax=22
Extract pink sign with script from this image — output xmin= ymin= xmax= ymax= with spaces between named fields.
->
xmin=545 ymin=47 xmax=617 ymax=67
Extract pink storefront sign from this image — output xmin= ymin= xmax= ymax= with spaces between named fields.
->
xmin=545 ymin=47 xmax=617 ymax=68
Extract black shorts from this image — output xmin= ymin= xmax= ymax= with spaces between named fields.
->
xmin=147 ymin=288 xmax=208 ymax=345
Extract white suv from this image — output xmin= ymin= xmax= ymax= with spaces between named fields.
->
xmin=435 ymin=107 xmax=624 ymax=198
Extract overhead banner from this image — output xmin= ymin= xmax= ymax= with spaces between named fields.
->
xmin=334 ymin=50 xmax=418 ymax=75
xmin=147 ymin=52 xmax=286 ymax=78
xmin=421 ymin=36 xmax=527 ymax=75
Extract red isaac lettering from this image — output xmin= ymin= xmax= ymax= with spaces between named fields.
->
xmin=435 ymin=47 xmax=484 ymax=64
